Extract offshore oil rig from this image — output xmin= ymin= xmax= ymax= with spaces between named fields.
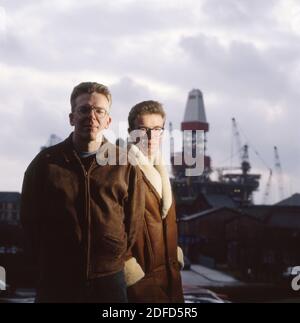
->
xmin=170 ymin=89 xmax=262 ymax=216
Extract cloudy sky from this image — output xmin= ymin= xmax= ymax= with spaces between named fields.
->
xmin=0 ymin=0 xmax=299 ymax=204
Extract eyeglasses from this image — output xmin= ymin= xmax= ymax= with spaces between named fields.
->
xmin=135 ymin=127 xmax=165 ymax=137
xmin=76 ymin=105 xmax=109 ymax=119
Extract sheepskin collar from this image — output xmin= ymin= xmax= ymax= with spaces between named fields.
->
xmin=128 ymin=144 xmax=172 ymax=219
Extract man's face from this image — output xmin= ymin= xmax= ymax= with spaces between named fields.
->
xmin=132 ymin=113 xmax=165 ymax=157
xmin=69 ymin=92 xmax=111 ymax=142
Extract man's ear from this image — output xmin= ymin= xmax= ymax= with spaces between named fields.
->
xmin=69 ymin=112 xmax=75 ymax=126
xmin=104 ymin=116 xmax=112 ymax=129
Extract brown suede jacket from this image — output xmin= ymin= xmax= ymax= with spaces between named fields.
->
xmin=20 ymin=134 xmax=144 ymax=296
xmin=126 ymin=174 xmax=184 ymax=303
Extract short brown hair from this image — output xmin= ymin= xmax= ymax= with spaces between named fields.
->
xmin=70 ymin=82 xmax=112 ymax=111
xmin=128 ymin=100 xmax=166 ymax=130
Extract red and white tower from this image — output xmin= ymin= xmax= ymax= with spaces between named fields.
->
xmin=171 ymin=89 xmax=211 ymax=178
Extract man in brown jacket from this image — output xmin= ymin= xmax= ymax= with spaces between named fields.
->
xmin=125 ymin=101 xmax=184 ymax=303
xmin=20 ymin=82 xmax=144 ymax=303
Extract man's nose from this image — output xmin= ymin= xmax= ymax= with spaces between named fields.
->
xmin=146 ymin=129 xmax=152 ymax=139
xmin=87 ymin=108 xmax=97 ymax=118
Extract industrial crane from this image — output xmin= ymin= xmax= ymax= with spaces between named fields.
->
xmin=262 ymin=169 xmax=273 ymax=204
xmin=261 ymin=147 xmax=285 ymax=204
xmin=274 ymin=146 xmax=285 ymax=201
xmin=232 ymin=117 xmax=244 ymax=163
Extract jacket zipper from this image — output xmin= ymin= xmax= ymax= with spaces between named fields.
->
xmin=75 ymin=155 xmax=94 ymax=282
xmin=84 ymin=169 xmax=90 ymax=280
xmin=85 ymin=161 xmax=95 ymax=280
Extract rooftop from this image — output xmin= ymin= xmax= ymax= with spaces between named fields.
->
xmin=276 ymin=193 xmax=300 ymax=206
xmin=0 ymin=192 xmax=21 ymax=204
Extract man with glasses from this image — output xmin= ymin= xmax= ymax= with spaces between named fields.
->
xmin=20 ymin=82 xmax=144 ymax=303
xmin=124 ymin=101 xmax=184 ymax=303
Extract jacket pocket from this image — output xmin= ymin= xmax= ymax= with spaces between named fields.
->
xmin=101 ymin=233 xmax=126 ymax=258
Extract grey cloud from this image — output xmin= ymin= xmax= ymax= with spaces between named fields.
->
xmin=201 ymin=0 xmax=278 ymax=30
xmin=108 ymin=76 xmax=153 ymax=138
xmin=0 ymin=1 xmax=196 ymax=72
xmin=179 ymin=33 xmax=297 ymax=102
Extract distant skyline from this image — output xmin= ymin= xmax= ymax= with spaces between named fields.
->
xmin=0 ymin=0 xmax=299 ymax=204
